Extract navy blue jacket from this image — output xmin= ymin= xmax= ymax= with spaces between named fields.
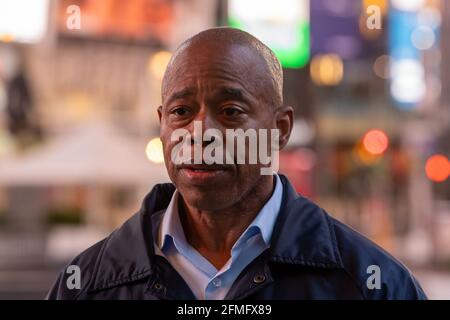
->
xmin=47 ymin=175 xmax=427 ymax=300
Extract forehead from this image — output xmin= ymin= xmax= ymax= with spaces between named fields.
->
xmin=162 ymin=43 xmax=268 ymax=103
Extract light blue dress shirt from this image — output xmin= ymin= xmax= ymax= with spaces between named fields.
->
xmin=151 ymin=174 xmax=283 ymax=300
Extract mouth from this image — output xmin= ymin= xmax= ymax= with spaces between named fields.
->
xmin=177 ymin=164 xmax=230 ymax=183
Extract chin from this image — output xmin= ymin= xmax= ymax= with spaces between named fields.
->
xmin=180 ymin=189 xmax=232 ymax=211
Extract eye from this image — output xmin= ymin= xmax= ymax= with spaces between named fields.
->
xmin=222 ymin=106 xmax=244 ymax=117
xmin=170 ymin=106 xmax=190 ymax=117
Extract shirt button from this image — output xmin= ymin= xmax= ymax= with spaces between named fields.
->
xmin=253 ymin=274 xmax=266 ymax=284
xmin=212 ymin=278 xmax=222 ymax=288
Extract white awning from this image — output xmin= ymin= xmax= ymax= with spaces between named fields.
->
xmin=0 ymin=120 xmax=169 ymax=186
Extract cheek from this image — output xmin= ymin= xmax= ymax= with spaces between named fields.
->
xmin=160 ymin=130 xmax=175 ymax=164
xmin=162 ymin=141 xmax=177 ymax=167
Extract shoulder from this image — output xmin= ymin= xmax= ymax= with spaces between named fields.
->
xmin=46 ymin=182 xmax=176 ymax=300
xmin=327 ymin=214 xmax=427 ymax=299
xmin=46 ymin=235 xmax=110 ymax=300
xmin=47 ymin=210 xmax=148 ymax=299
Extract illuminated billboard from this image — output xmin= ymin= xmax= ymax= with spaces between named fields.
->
xmin=228 ymin=0 xmax=310 ymax=68
xmin=0 ymin=0 xmax=49 ymax=43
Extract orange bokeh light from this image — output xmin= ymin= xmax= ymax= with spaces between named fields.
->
xmin=363 ymin=129 xmax=389 ymax=155
xmin=425 ymin=154 xmax=449 ymax=183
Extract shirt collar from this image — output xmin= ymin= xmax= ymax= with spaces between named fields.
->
xmin=157 ymin=189 xmax=185 ymax=251
xmin=239 ymin=174 xmax=283 ymax=245
xmin=158 ymin=174 xmax=283 ymax=251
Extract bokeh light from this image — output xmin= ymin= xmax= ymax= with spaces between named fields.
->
xmin=363 ymin=129 xmax=389 ymax=155
xmin=425 ymin=154 xmax=449 ymax=183
xmin=373 ymin=54 xmax=391 ymax=79
xmin=411 ymin=25 xmax=436 ymax=50
xmin=310 ymin=54 xmax=344 ymax=86
xmin=148 ymin=51 xmax=172 ymax=79
xmin=391 ymin=0 xmax=425 ymax=11
xmin=390 ymin=59 xmax=426 ymax=105
xmin=145 ymin=137 xmax=165 ymax=164
xmin=363 ymin=0 xmax=388 ymax=15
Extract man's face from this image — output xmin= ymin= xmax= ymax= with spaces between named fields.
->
xmin=158 ymin=43 xmax=278 ymax=211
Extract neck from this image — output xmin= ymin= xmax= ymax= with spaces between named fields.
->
xmin=179 ymin=175 xmax=275 ymax=270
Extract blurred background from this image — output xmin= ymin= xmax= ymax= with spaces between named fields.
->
xmin=0 ymin=0 xmax=449 ymax=299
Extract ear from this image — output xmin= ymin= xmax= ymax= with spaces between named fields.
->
xmin=157 ymin=105 xmax=163 ymax=124
xmin=275 ymin=106 xmax=294 ymax=150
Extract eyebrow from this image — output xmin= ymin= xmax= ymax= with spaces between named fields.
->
xmin=166 ymin=88 xmax=195 ymax=105
xmin=165 ymin=86 xmax=252 ymax=106
xmin=215 ymin=87 xmax=251 ymax=104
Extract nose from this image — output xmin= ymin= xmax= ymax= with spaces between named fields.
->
xmin=188 ymin=108 xmax=219 ymax=147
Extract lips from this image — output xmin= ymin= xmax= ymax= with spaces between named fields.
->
xmin=177 ymin=164 xmax=229 ymax=170
xmin=177 ymin=164 xmax=230 ymax=184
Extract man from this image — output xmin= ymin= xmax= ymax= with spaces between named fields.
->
xmin=47 ymin=28 xmax=426 ymax=300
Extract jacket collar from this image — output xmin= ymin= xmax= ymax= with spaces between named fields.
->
xmin=268 ymin=175 xmax=343 ymax=268
xmin=88 ymin=175 xmax=343 ymax=292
